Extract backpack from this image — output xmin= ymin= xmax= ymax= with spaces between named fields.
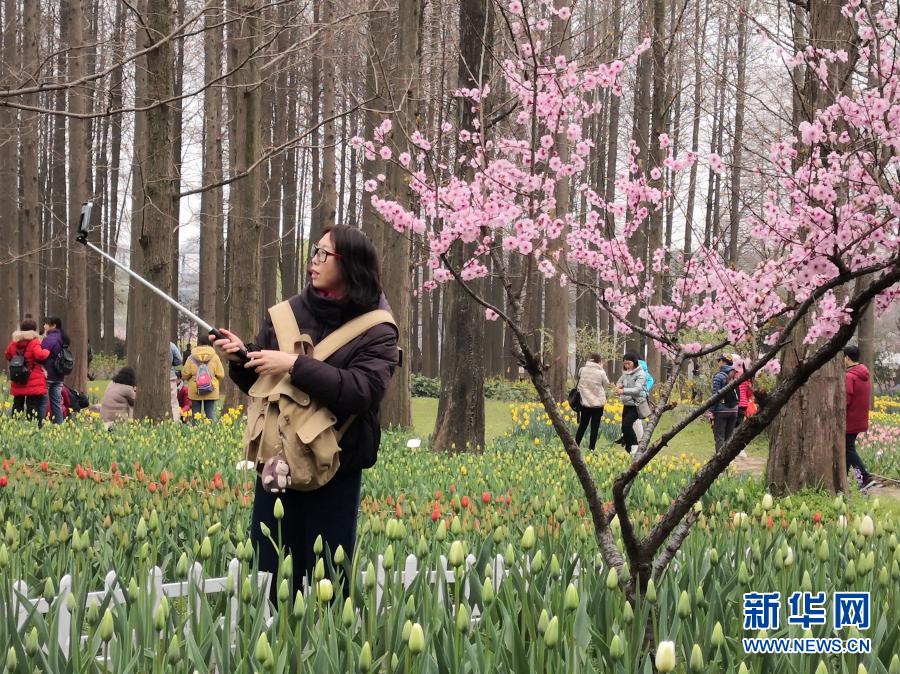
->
xmin=567 ymin=387 xmax=582 ymax=413
xmin=9 ymin=348 xmax=31 ymax=384
xmin=192 ymin=357 xmax=215 ymax=395
xmin=55 ymin=345 xmax=75 ymax=376
xmin=721 ymin=377 xmax=739 ymax=407
xmin=243 ymin=302 xmax=396 ymax=492
xmin=67 ymin=386 xmax=90 ymax=412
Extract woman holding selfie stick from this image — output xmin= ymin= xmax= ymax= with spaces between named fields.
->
xmin=213 ymin=225 xmax=399 ymax=596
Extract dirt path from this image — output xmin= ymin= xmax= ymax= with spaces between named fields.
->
xmin=731 ymin=453 xmax=900 ymax=499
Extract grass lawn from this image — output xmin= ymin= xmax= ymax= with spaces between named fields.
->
xmin=6 ymin=379 xmax=757 ymax=460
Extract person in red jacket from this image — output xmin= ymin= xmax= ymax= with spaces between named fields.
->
xmin=843 ymin=345 xmax=874 ymax=491
xmin=4 ymin=318 xmax=51 ymax=426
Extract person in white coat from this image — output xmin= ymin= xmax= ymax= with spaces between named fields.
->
xmin=575 ymin=354 xmax=610 ymax=450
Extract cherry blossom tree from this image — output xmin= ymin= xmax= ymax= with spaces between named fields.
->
xmin=360 ymin=0 xmax=900 ymax=595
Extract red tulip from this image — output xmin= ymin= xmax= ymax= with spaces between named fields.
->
xmin=40 ymin=462 xmax=49 ymax=472
xmin=431 ymin=507 xmax=440 ymax=522
xmin=449 ymin=484 xmax=456 ymax=494
xmin=395 ymin=503 xmax=403 ymax=518
xmin=434 ymin=490 xmax=442 ymax=500
xmin=461 ymin=496 xmax=470 ymax=509
xmin=766 ymin=515 xmax=773 ymax=529
xmin=149 ymin=481 xmax=158 ymax=493
xmin=482 ymin=492 xmax=491 ymax=504
xmin=813 ymin=512 xmax=822 ymax=524
xmin=160 ymin=471 xmax=168 ymax=485
xmin=0 ymin=476 xmax=7 ymax=488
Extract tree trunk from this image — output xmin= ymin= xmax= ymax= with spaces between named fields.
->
xmin=728 ymin=6 xmax=748 ymax=265
xmin=132 ymin=0 xmax=177 ymax=420
xmin=84 ymin=0 xmax=102 ymax=350
xmin=432 ymin=0 xmax=487 ymax=453
xmin=767 ymin=0 xmax=858 ymax=494
xmin=683 ymin=0 xmax=708 ymax=257
xmin=625 ymin=0 xmax=651 ymax=356
xmin=361 ymin=0 xmax=390 ymax=245
xmin=260 ymin=68 xmax=281 ymax=319
xmin=20 ymin=0 xmax=41 ymax=321
xmin=199 ymin=0 xmax=224 ymax=327
xmin=318 ymin=0 xmax=337 ymax=232
xmin=307 ymin=2 xmax=323 ymax=248
xmin=545 ymin=0 xmax=571 ymax=399
xmin=0 ymin=0 xmax=19 ymax=342
xmin=48 ymin=2 xmax=68 ymax=321
xmin=280 ymin=74 xmax=299 ymax=300
xmin=65 ymin=0 xmax=90 ymax=392
xmin=169 ymin=0 xmax=185 ymax=343
xmin=645 ymin=0 xmax=666 ymax=384
xmin=103 ymin=4 xmax=124 ymax=352
xmin=380 ymin=0 xmax=421 ymax=429
xmin=223 ymin=0 xmax=263 ymax=411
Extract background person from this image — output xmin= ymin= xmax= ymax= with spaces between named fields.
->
xmin=100 ymin=367 xmax=137 ymax=427
xmin=575 ymin=353 xmax=609 ymax=451
xmin=41 ymin=316 xmax=69 ymax=424
xmin=181 ymin=333 xmax=225 ymax=421
xmin=5 ymin=318 xmax=50 ymax=426
xmin=615 ymin=352 xmax=647 ymax=454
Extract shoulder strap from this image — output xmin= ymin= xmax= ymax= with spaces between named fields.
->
xmin=313 ymin=310 xmax=396 ymax=362
xmin=268 ymin=301 xmax=306 ymax=354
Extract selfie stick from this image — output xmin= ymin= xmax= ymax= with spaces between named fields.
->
xmin=75 ymin=202 xmax=249 ymax=362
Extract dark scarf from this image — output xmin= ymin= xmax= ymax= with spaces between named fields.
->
xmin=298 ymin=284 xmax=376 ymax=332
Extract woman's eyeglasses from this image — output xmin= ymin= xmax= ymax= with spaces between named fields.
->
xmin=310 ymin=244 xmax=341 ymax=263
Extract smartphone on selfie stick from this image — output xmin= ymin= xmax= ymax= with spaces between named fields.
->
xmin=75 ymin=201 xmax=249 ymax=363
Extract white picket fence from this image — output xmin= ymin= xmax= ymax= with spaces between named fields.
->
xmin=8 ymin=551 xmax=587 ymax=661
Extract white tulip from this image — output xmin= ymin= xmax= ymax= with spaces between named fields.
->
xmin=859 ymin=515 xmax=875 ymax=537
xmin=655 ymin=641 xmax=677 ymax=673
xmin=406 ymin=438 xmax=422 ymax=449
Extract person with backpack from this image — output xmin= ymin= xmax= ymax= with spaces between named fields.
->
xmin=5 ymin=319 xmax=51 ymax=425
xmin=615 ymin=352 xmax=648 ymax=454
xmin=711 ymin=354 xmax=740 ymax=452
xmin=574 ymin=353 xmax=610 ymax=451
xmin=181 ymin=333 xmax=225 ymax=422
xmin=633 ymin=359 xmax=655 ymax=444
xmin=213 ymin=225 xmax=400 ymax=599
xmin=41 ymin=316 xmax=72 ymax=424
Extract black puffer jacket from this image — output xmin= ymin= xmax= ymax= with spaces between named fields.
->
xmin=230 ymin=286 xmax=400 ymax=474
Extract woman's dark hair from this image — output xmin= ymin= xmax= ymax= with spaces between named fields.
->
xmin=45 ymin=316 xmax=62 ymax=330
xmin=589 ymin=353 xmax=602 ymax=363
xmin=623 ymin=352 xmax=640 ymax=367
xmin=321 ymin=224 xmax=383 ymax=308
xmin=197 ymin=332 xmax=212 ymax=346
xmin=112 ymin=367 xmax=136 ymax=386
xmin=20 ymin=318 xmax=37 ymax=332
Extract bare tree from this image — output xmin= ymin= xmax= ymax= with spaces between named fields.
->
xmin=20 ymin=0 xmax=41 ymax=320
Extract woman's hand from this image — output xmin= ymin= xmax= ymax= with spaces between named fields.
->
xmin=212 ymin=329 xmax=247 ymax=363
xmin=615 ymin=385 xmax=624 ymax=396
xmin=245 ymin=350 xmax=297 ymax=376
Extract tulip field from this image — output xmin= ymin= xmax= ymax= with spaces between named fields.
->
xmin=0 ymin=400 xmax=899 ymax=672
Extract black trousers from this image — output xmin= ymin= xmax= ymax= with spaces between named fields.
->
xmin=845 ymin=433 xmax=870 ymax=479
xmin=251 ymin=469 xmax=362 ymax=600
xmin=621 ymin=404 xmax=639 ymax=451
xmin=575 ymin=406 xmax=604 ymax=450
xmin=12 ymin=395 xmax=44 ymax=427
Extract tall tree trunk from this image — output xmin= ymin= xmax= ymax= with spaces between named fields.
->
xmin=103 ymin=4 xmax=125 ymax=352
xmin=307 ymin=2 xmax=323 ymax=248
xmin=223 ymin=0 xmax=263 ymax=411
xmin=0 ymin=0 xmax=20 ymax=341
xmin=728 ymin=7 xmax=748 ymax=266
xmin=380 ymin=0 xmax=421 ymax=429
xmin=318 ymin=0 xmax=337 ymax=232
xmin=84 ymin=0 xmax=102 ymax=349
xmin=645 ymin=0 xmax=666 ymax=384
xmin=127 ymin=7 xmax=146 ymax=365
xmin=280 ymin=71 xmax=299 ymax=299
xmin=169 ymin=0 xmax=185 ymax=343
xmin=260 ymin=56 xmax=281 ymax=318
xmin=767 ymin=0 xmax=857 ymax=495
xmin=361 ymin=0 xmax=390 ymax=244
xmin=703 ymin=13 xmax=729 ymax=248
xmin=132 ymin=0 xmax=177 ymax=419
xmin=20 ymin=0 xmax=41 ymax=320
xmin=683 ymin=0 xmax=708 ymax=257
xmin=48 ymin=2 xmax=68 ymax=321
xmin=625 ymin=0 xmax=651 ymax=357
xmin=65 ymin=0 xmax=90 ymax=391
xmin=432 ymin=0 xmax=487 ymax=453
xmin=603 ymin=0 xmax=622 ymax=236
xmin=546 ymin=0 xmax=571 ymax=399
xmin=199 ymin=0 xmax=224 ymax=327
